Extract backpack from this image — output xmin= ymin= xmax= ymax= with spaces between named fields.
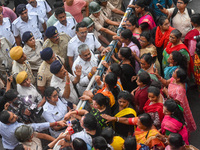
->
xmin=171 ymin=7 xmax=192 ymax=26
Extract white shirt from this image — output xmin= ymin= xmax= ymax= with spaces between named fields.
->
xmin=72 ymin=53 xmax=98 ymax=95
xmin=54 ymin=16 xmax=77 ymax=38
xmin=0 ymin=17 xmax=15 ymax=45
xmin=12 ymin=13 xmax=44 ymax=40
xmin=26 ymin=0 xmax=51 ymax=31
xmin=17 ymin=84 xmax=42 ymax=103
xmin=67 ymin=33 xmax=101 ymax=61
xmin=50 ymin=74 xmax=79 ymax=104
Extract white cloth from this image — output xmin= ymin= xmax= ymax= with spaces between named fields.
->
xmin=12 ymin=13 xmax=44 ymax=39
xmin=72 ymin=53 xmax=98 ymax=95
xmin=54 ymin=16 xmax=77 ymax=38
xmin=67 ymin=33 xmax=101 ymax=61
xmin=0 ymin=121 xmax=49 ymax=149
xmin=50 ymin=74 xmax=79 ymax=104
xmin=0 ymin=17 xmax=15 ymax=45
xmin=26 ymin=0 xmax=51 ymax=31
xmin=42 ymin=98 xmax=68 ymax=137
xmin=17 ymin=84 xmax=42 ymax=103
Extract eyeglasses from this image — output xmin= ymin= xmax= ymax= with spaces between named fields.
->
xmin=52 ymin=34 xmax=59 ymax=39
xmin=125 ymin=24 xmax=132 ymax=27
xmin=79 ymin=31 xmax=88 ymax=35
xmin=177 ymin=1 xmax=184 ymax=4
xmin=139 ymin=39 xmax=147 ymax=43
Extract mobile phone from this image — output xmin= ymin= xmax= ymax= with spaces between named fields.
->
xmin=157 ymin=4 xmax=164 ymax=9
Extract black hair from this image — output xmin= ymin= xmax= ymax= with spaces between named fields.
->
xmin=119 ymin=47 xmax=135 ymax=68
xmin=127 ymin=15 xmax=139 ymax=27
xmin=171 ymin=29 xmax=182 ymax=39
xmin=176 ymin=68 xmax=187 ymax=83
xmin=93 ymin=93 xmax=110 ymax=107
xmin=191 ymin=13 xmax=200 ymax=26
xmin=44 ymin=87 xmax=57 ymax=100
xmin=3 ymin=89 xmax=18 ymax=102
xmin=135 ymin=0 xmax=148 ymax=9
xmin=180 ymin=0 xmax=189 ymax=4
xmin=92 ymin=136 xmax=111 ymax=150
xmin=76 ymin=22 xmax=87 ymax=32
xmin=109 ymin=63 xmax=122 ymax=78
xmin=138 ymin=71 xmax=151 ymax=85
xmin=118 ymin=91 xmax=134 ymax=104
xmin=169 ymin=133 xmax=185 ymax=148
xmin=139 ymin=22 xmax=150 ymax=32
xmin=55 ymin=7 xmax=65 ymax=16
xmin=138 ymin=113 xmax=153 ymax=129
xmin=140 ymin=31 xmax=153 ymax=44
xmin=158 ymin=16 xmax=168 ymax=26
xmin=14 ymin=144 xmax=25 ymax=150
xmin=164 ymin=99 xmax=185 ymax=125
xmin=105 ymin=72 xmax=120 ymax=101
xmin=148 ymin=86 xmax=160 ymax=97
xmin=0 ymin=1 xmax=2 ymax=6
xmin=121 ymin=29 xmax=141 ymax=49
xmin=171 ymin=51 xmax=187 ymax=72
xmin=53 ymin=1 xmax=64 ymax=9
xmin=150 ymin=80 xmax=162 ymax=89
xmin=72 ymin=138 xmax=88 ymax=150
xmin=140 ymin=53 xmax=154 ymax=66
xmin=101 ymin=127 xmax=114 ymax=144
xmin=124 ymin=136 xmax=137 ymax=150
xmin=0 ymin=110 xmax=10 ymax=124
xmin=83 ymin=113 xmax=97 ymax=130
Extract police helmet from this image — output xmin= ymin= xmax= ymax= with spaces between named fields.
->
xmin=82 ymin=17 xmax=94 ymax=28
xmin=15 ymin=125 xmax=34 ymax=142
xmin=89 ymin=1 xmax=101 ymax=14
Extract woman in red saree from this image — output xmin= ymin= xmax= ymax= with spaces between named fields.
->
xmin=143 ymin=86 xmax=164 ymax=129
xmin=162 ymin=99 xmax=189 ymax=145
xmin=162 ymin=29 xmax=193 ymax=76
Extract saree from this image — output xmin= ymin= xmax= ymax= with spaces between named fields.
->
xmin=138 ymin=69 xmax=158 ymax=81
xmin=138 ymin=15 xmax=156 ymax=30
xmin=162 ymin=42 xmax=194 ymax=75
xmin=161 ymin=115 xmax=189 ymax=145
xmin=168 ymin=78 xmax=197 ymax=133
xmin=143 ymin=100 xmax=164 ymax=129
xmin=155 ymin=26 xmax=174 ymax=49
xmin=164 ymin=65 xmax=178 ymax=80
xmin=194 ymin=53 xmax=200 ymax=86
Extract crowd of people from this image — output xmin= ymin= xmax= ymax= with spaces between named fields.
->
xmin=0 ymin=0 xmax=199 ymax=149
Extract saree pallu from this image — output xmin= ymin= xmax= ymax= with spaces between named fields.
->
xmin=194 ymin=53 xmax=200 ymax=85
xmin=164 ymin=66 xmax=178 ymax=80
xmin=138 ymin=15 xmax=156 ymax=30
xmin=161 ymin=115 xmax=189 ymax=145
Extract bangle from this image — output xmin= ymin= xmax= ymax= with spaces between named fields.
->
xmin=116 ymin=117 xmax=119 ymax=122
xmin=89 ymin=72 xmax=93 ymax=77
xmin=55 ymin=121 xmax=58 ymax=126
xmin=66 ymin=82 xmax=70 ymax=85
xmin=115 ymin=60 xmax=120 ymax=63
xmin=115 ymin=117 xmax=117 ymax=122
xmin=75 ymin=110 xmax=78 ymax=115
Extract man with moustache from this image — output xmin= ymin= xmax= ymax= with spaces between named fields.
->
xmin=43 ymin=26 xmax=71 ymax=71
xmin=54 ymin=7 xmax=77 ymax=38
xmin=72 ymin=44 xmax=107 ymax=95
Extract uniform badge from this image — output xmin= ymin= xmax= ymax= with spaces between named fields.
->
xmin=38 ymin=75 xmax=43 ymax=81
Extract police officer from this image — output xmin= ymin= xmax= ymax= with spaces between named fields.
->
xmin=82 ymin=17 xmax=110 ymax=45
xmin=12 ymin=4 xmax=46 ymax=46
xmin=37 ymin=47 xmax=64 ymax=95
xmin=50 ymin=60 xmax=81 ymax=104
xmin=54 ymin=7 xmax=77 ymax=38
xmin=43 ymin=26 xmax=71 ymax=71
xmin=22 ymin=31 xmax=43 ymax=71
xmin=10 ymin=46 xmax=35 ymax=84
xmin=26 ymin=0 xmax=52 ymax=32
xmin=89 ymin=1 xmax=119 ymax=37
xmin=0 ymin=12 xmax=16 ymax=46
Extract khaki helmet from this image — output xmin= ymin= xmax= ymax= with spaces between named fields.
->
xmin=15 ymin=125 xmax=34 ymax=142
xmin=89 ymin=1 xmax=101 ymax=14
xmin=82 ymin=17 xmax=94 ymax=28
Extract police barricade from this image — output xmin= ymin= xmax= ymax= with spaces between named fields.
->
xmin=53 ymin=1 xmax=134 ymax=149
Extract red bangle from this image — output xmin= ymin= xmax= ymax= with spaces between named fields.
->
xmin=55 ymin=121 xmax=58 ymax=126
xmin=66 ymin=82 xmax=70 ymax=85
xmin=75 ymin=110 xmax=78 ymax=115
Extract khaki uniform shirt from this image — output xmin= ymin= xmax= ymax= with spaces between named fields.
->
xmin=43 ymin=33 xmax=71 ymax=63
xmin=22 ymin=132 xmax=42 ymax=150
xmin=90 ymin=12 xmax=108 ymax=31
xmin=0 ymin=37 xmax=13 ymax=72
xmin=23 ymin=40 xmax=43 ymax=70
xmin=12 ymin=60 xmax=35 ymax=84
xmin=37 ymin=55 xmax=64 ymax=87
xmin=101 ymin=2 xmax=115 ymax=19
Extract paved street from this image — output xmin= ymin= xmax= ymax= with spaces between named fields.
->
xmin=0 ymin=0 xmax=200 ymax=149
